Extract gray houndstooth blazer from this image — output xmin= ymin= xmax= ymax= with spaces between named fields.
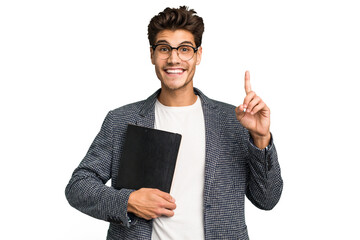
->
xmin=65 ymin=88 xmax=283 ymax=240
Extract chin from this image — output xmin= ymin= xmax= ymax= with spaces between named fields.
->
xmin=161 ymin=79 xmax=192 ymax=91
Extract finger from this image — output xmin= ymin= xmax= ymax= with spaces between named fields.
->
xmin=159 ymin=208 xmax=175 ymax=218
xmin=160 ymin=200 xmax=177 ymax=210
xmin=246 ymin=96 xmax=261 ymax=113
xmin=244 ymin=70 xmax=251 ymax=94
xmin=154 ymin=189 xmax=176 ymax=203
xmin=250 ymin=101 xmax=266 ymax=115
xmin=242 ymin=91 xmax=256 ymax=109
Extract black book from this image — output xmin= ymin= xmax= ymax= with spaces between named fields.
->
xmin=115 ymin=124 xmax=182 ymax=193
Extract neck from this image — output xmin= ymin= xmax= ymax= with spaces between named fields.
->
xmin=158 ymin=83 xmax=197 ymax=107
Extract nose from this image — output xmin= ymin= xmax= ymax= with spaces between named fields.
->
xmin=167 ymin=48 xmax=181 ymax=64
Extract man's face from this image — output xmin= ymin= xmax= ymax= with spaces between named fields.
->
xmin=151 ymin=29 xmax=202 ymax=91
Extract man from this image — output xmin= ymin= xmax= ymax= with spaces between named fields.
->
xmin=66 ymin=6 xmax=283 ymax=240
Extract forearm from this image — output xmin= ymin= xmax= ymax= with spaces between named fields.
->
xmin=246 ymin=134 xmax=283 ymax=210
xmin=65 ymin=168 xmax=135 ymax=226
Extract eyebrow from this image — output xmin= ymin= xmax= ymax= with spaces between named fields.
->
xmin=155 ymin=40 xmax=195 ymax=47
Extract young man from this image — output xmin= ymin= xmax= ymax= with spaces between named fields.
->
xmin=66 ymin=6 xmax=283 ymax=240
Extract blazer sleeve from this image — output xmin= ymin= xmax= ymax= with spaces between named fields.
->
xmin=65 ymin=111 xmax=135 ymax=227
xmin=245 ymin=133 xmax=283 ymax=210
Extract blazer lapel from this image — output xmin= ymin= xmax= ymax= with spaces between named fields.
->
xmin=135 ymin=89 xmax=160 ymax=128
xmin=195 ymin=88 xmax=222 ymax=203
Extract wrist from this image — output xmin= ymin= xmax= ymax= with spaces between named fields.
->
xmin=127 ymin=192 xmax=136 ymax=214
xmin=251 ymin=132 xmax=271 ymax=149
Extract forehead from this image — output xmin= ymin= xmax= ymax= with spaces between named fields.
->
xmin=155 ymin=29 xmax=195 ymax=46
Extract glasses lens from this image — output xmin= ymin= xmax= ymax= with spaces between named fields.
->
xmin=155 ymin=45 xmax=171 ymax=59
xmin=178 ymin=46 xmax=195 ymax=61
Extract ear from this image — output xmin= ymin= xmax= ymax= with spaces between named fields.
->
xmin=150 ymin=47 xmax=155 ymax=65
xmin=196 ymin=46 xmax=202 ymax=65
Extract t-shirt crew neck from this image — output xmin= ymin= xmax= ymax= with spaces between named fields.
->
xmin=155 ymin=96 xmax=201 ymax=111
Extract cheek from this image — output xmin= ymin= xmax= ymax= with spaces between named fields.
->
xmin=153 ymin=60 xmax=163 ymax=72
xmin=154 ymin=63 xmax=164 ymax=79
xmin=188 ymin=61 xmax=197 ymax=72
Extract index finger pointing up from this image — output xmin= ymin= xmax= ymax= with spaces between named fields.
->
xmin=244 ymin=70 xmax=251 ymax=94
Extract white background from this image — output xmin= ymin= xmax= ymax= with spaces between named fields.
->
xmin=1 ymin=0 xmax=359 ymax=239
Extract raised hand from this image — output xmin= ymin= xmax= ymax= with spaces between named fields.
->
xmin=235 ymin=71 xmax=271 ymax=149
xmin=127 ymin=188 xmax=176 ymax=220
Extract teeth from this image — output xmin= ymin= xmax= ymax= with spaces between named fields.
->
xmin=166 ymin=69 xmax=184 ymax=74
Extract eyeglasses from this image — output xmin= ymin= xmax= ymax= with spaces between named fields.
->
xmin=151 ymin=44 xmax=199 ymax=61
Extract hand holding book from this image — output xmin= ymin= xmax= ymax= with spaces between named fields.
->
xmin=127 ymin=188 xmax=176 ymax=220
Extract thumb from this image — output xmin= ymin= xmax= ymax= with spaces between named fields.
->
xmin=235 ymin=104 xmax=246 ymax=117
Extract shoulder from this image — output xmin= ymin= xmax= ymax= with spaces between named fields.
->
xmin=209 ymin=98 xmax=237 ymax=115
xmin=197 ymin=89 xmax=237 ymax=117
xmin=97 ymin=100 xmax=148 ymax=135
xmin=110 ymin=99 xmax=146 ymax=117
xmin=101 ymin=100 xmax=146 ymax=129
xmin=195 ymin=88 xmax=235 ymax=114
xmin=109 ymin=89 xmax=159 ymax=119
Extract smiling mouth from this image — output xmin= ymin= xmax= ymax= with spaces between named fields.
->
xmin=164 ymin=68 xmax=185 ymax=74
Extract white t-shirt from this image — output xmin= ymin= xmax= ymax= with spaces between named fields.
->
xmin=151 ymin=96 xmax=206 ymax=240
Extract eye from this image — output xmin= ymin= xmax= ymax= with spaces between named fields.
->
xmin=179 ymin=46 xmax=191 ymax=52
xmin=158 ymin=45 xmax=170 ymax=52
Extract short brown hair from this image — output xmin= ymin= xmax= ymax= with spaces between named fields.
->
xmin=148 ymin=6 xmax=204 ymax=47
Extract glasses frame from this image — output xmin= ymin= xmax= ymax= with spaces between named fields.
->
xmin=151 ymin=44 xmax=199 ymax=61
